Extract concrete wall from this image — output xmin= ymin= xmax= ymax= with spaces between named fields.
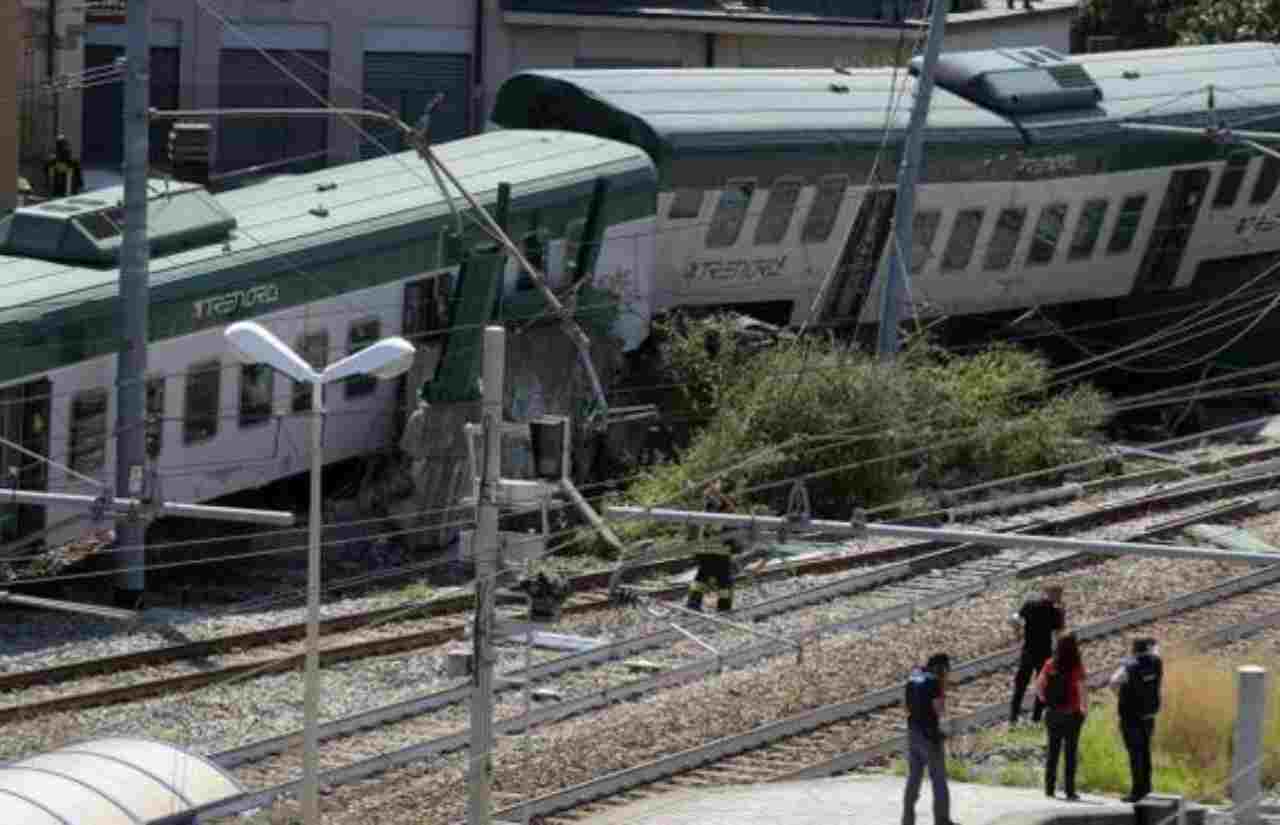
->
xmin=945 ymin=6 xmax=1076 ymax=53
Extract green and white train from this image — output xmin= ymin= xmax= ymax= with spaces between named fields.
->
xmin=0 ymin=129 xmax=657 ymax=544
xmin=3 ymin=40 xmax=1280 ymax=546
xmin=492 ymin=41 xmax=1280 ymax=364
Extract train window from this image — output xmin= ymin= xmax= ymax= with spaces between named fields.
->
xmin=69 ymin=389 xmax=108 ymax=474
xmin=941 ymin=208 xmax=984 ymax=271
xmin=1107 ymin=194 xmax=1148 ymax=254
xmin=1213 ymin=153 xmax=1251 ymax=209
xmin=910 ymin=210 xmax=941 ymax=273
xmin=983 ymin=207 xmax=1027 ymax=271
xmin=706 ymin=179 xmax=756 ymax=248
xmin=1068 ymin=198 xmax=1109 ymax=260
xmin=754 ymin=179 xmax=804 ymax=245
xmin=146 ymin=377 xmax=164 ymax=457
xmin=1027 ymin=202 xmax=1069 ymax=266
xmin=292 ymin=331 xmax=329 ymax=413
xmin=345 ymin=319 xmax=381 ymax=399
xmin=1251 ymin=157 xmax=1280 ymax=205
xmin=183 ymin=361 xmax=221 ymax=445
xmin=668 ymin=189 xmax=705 ymax=220
xmin=239 ymin=364 xmax=275 ymax=429
xmin=801 ymin=175 xmax=849 ymax=244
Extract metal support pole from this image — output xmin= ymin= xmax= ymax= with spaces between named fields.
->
xmin=115 ymin=0 xmax=150 ymax=605
xmin=876 ymin=0 xmax=947 ymax=360
xmin=469 ymin=325 xmax=505 ymax=825
xmin=604 ymin=506 xmax=1280 ymax=566
xmin=301 ymin=381 xmax=324 ymax=825
xmin=1233 ymin=665 xmax=1267 ymax=825
xmin=0 ymin=488 xmax=293 ymax=525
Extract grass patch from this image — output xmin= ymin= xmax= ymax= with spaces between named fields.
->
xmin=939 ymin=645 xmax=1280 ymax=802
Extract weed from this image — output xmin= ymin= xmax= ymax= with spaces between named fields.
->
xmin=997 ymin=761 xmax=1041 ymax=787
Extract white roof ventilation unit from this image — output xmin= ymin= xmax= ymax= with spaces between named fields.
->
xmin=0 ymin=736 xmax=244 ymax=824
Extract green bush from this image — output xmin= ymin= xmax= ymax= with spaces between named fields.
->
xmin=629 ymin=316 xmax=1109 ymax=516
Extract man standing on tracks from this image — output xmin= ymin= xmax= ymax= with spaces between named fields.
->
xmin=1109 ymin=637 xmax=1163 ymax=802
xmin=685 ymin=479 xmax=741 ymax=613
xmin=1008 ymin=584 xmax=1065 ymax=725
xmin=903 ymin=653 xmax=959 ymax=825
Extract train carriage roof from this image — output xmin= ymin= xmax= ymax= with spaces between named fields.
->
xmin=490 ymin=64 xmax=1024 ymax=168
xmin=0 ymin=129 xmax=655 ymax=329
xmin=492 ymin=41 xmax=1280 ymax=161
xmin=1000 ymin=41 xmax=1280 ymax=142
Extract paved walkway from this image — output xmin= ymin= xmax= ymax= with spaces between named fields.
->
xmin=577 ymin=775 xmax=1132 ymax=825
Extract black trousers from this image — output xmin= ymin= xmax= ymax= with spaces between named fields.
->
xmin=1010 ymin=652 xmax=1048 ymax=723
xmin=1121 ymin=717 xmax=1156 ymax=798
xmin=1044 ymin=709 xmax=1084 ymax=796
xmin=687 ymin=553 xmax=734 ymax=612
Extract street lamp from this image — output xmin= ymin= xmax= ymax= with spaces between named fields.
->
xmin=224 ymin=320 xmax=415 ymax=825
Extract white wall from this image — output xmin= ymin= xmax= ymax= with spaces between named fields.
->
xmin=945 ymin=9 xmax=1076 ymax=53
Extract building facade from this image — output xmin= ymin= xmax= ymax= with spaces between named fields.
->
xmin=71 ymin=0 xmax=1074 ymax=186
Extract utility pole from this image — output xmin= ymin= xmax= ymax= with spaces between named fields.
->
xmin=115 ymin=0 xmax=150 ymax=606
xmin=876 ymin=0 xmax=948 ymax=360
xmin=469 ymin=325 xmax=505 ymax=825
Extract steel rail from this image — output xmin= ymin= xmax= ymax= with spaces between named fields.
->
xmin=207 ymin=480 xmax=1277 ymax=768
xmin=491 ymin=559 xmax=1280 ymax=822
xmin=9 ymin=458 xmax=1278 ymax=727
xmin=772 ymin=608 xmax=1280 ymax=783
xmin=8 ymin=440 xmax=1278 ymax=698
xmin=173 ymin=492 xmax=1271 ymax=823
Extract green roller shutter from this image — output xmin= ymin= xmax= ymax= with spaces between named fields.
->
xmin=361 ymin=52 xmax=470 ymax=159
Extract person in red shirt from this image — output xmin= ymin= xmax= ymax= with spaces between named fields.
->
xmin=1036 ymin=631 xmax=1088 ymax=800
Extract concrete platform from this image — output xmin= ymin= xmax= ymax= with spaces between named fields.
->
xmin=577 ymin=775 xmax=1134 ymax=825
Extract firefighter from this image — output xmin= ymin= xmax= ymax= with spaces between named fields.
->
xmin=44 ymin=135 xmax=84 ymax=198
xmin=685 ymin=479 xmax=741 ymax=613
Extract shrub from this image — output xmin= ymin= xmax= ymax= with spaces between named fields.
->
xmin=629 ymin=317 xmax=1108 ymax=516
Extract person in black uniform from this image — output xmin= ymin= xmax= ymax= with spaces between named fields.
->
xmin=1008 ymin=584 xmax=1065 ymax=725
xmin=902 ymin=653 xmax=960 ymax=825
xmin=1109 ymin=637 xmax=1163 ymax=802
xmin=44 ymin=135 xmax=84 ymax=198
xmin=685 ymin=479 xmax=739 ymax=613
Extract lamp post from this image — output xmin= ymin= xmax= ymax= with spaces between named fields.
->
xmin=224 ymin=320 xmax=415 ymax=825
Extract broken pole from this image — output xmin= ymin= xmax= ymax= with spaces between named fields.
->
xmin=604 ymin=506 xmax=1280 ymax=566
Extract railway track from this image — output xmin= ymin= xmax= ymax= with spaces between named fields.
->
xmin=3 ymin=430 xmax=1275 ymax=702
xmin=494 ymin=565 xmax=1280 ymax=825
xmin=167 ymin=482 xmax=1280 ymax=823
xmin=5 ymin=427 xmax=1274 ymax=695
xmin=6 ymin=439 xmax=1280 ymax=726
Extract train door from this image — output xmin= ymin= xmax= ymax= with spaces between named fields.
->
xmin=1132 ymin=168 xmax=1211 ymax=294
xmin=821 ymin=189 xmax=896 ymax=323
xmin=0 ymin=379 xmax=50 ymax=541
